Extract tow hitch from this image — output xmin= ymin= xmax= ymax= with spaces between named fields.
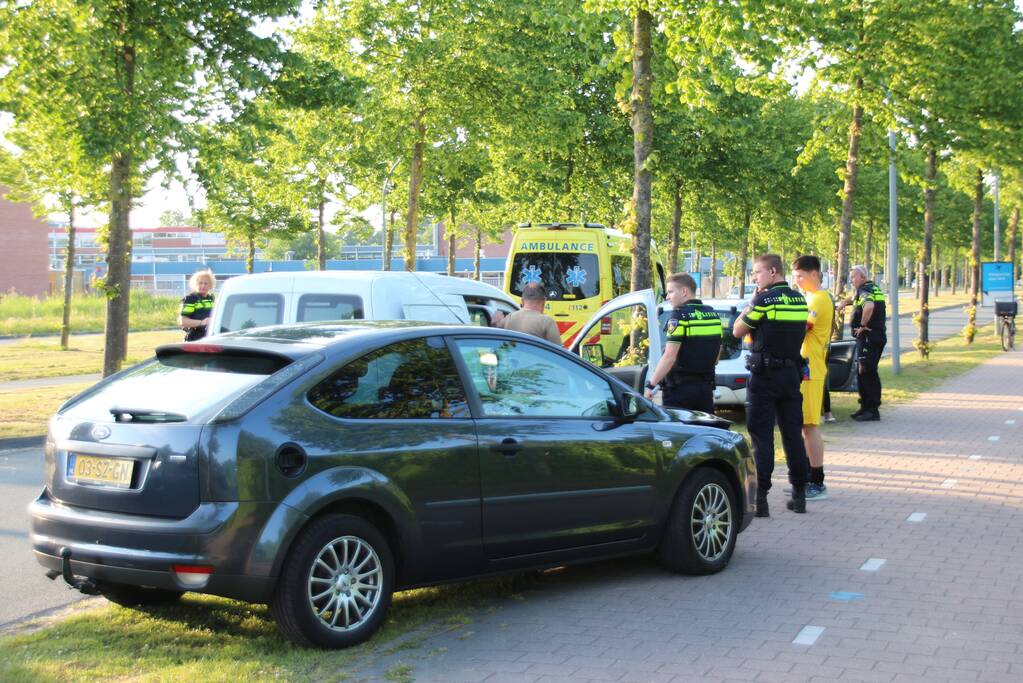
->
xmin=48 ymin=547 xmax=100 ymax=595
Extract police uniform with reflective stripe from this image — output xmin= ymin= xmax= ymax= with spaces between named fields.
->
xmin=180 ymin=292 xmax=214 ymax=342
xmin=661 ymin=300 xmax=723 ymax=412
xmin=851 ymin=280 xmax=887 ymax=413
xmin=739 ymin=282 xmax=811 ymax=499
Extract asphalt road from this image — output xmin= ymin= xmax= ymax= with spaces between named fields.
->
xmin=887 ymin=302 xmax=972 ymax=355
xmin=0 ymin=446 xmax=88 ymax=628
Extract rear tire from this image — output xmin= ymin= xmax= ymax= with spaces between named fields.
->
xmin=660 ymin=468 xmax=737 ymax=575
xmin=270 ymin=514 xmax=394 ymax=649
xmin=1002 ymin=319 xmax=1014 ymax=351
xmin=99 ymin=584 xmax=184 ymax=607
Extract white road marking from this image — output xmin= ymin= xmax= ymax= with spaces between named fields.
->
xmin=969 ymin=455 xmax=982 ymax=461
xmin=1006 ymin=420 xmax=1016 ymax=425
xmin=941 ymin=478 xmax=957 ymax=488
xmin=861 ymin=558 xmax=886 ymax=571
xmin=793 ymin=625 xmax=825 ymax=646
xmin=907 ymin=512 xmax=927 ymax=523
xmin=989 ymin=435 xmax=1001 ymax=442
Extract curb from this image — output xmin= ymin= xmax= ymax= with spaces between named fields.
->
xmin=0 ymin=435 xmax=44 ymax=450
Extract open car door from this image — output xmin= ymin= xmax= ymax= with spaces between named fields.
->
xmin=827 ymin=340 xmax=858 ymax=392
xmin=570 ymin=291 xmax=661 ymax=394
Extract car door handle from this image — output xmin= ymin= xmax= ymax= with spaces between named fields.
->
xmin=490 ymin=438 xmax=522 ymax=456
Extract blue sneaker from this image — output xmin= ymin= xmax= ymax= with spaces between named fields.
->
xmin=805 ymin=483 xmax=828 ymax=501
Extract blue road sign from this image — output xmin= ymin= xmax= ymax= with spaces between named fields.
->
xmin=981 ymin=261 xmax=1014 ymax=307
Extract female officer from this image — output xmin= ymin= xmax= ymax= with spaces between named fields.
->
xmin=179 ymin=269 xmax=216 ymax=341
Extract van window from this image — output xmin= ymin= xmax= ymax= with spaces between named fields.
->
xmin=221 ymin=294 xmax=284 ymax=333
xmin=297 ymin=294 xmax=364 ymax=323
xmin=509 ymin=253 xmax=600 ymax=301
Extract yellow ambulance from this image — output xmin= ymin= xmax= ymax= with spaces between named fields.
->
xmin=503 ymin=223 xmax=666 ymax=348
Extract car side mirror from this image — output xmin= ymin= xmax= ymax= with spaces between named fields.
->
xmin=582 ymin=343 xmax=606 ymax=367
xmin=618 ymin=391 xmax=645 ymax=421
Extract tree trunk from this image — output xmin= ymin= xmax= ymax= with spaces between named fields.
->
xmin=316 ymin=188 xmax=327 ymax=271
xmin=932 ymin=244 xmax=940 ymax=296
xmin=834 ymin=77 xmax=864 ymax=299
xmin=628 ymin=8 xmax=654 ymax=292
xmin=669 ymin=184 xmax=681 ymax=273
xmin=474 ymin=226 xmax=482 ymax=281
xmin=447 ymin=217 xmax=456 ymax=276
xmin=102 ymin=42 xmax=136 ymax=377
xmin=738 ymin=207 xmax=751 ymax=294
xmin=918 ymin=148 xmax=936 ymax=358
xmin=404 ymin=116 xmax=425 ymax=272
xmin=710 ymin=241 xmax=717 ymax=297
xmin=1009 ymin=205 xmax=1020 ymax=283
xmin=864 ymin=216 xmax=874 ymax=276
xmin=60 ymin=204 xmax=77 ymax=351
xmin=246 ymin=235 xmax=255 ymax=273
xmin=967 ymin=168 xmax=983 ymax=343
xmin=945 ymin=248 xmax=953 ymax=296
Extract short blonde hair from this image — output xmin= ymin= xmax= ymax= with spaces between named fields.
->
xmin=189 ymin=268 xmax=215 ymax=293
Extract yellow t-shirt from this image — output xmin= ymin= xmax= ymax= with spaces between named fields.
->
xmin=801 ymin=289 xmax=834 ymax=380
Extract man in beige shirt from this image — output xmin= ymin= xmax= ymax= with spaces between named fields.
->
xmin=498 ymin=282 xmax=562 ymax=345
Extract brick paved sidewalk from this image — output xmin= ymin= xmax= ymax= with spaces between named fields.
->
xmin=356 ymin=350 xmax=1023 ymax=683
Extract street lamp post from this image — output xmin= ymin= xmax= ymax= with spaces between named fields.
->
xmin=993 ymin=172 xmax=1001 ymax=262
xmin=888 ymin=128 xmax=900 ymax=375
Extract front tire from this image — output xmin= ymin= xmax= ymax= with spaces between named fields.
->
xmin=660 ymin=468 xmax=737 ymax=575
xmin=271 ymin=514 xmax=394 ymax=649
xmin=1002 ymin=320 xmax=1014 ymax=351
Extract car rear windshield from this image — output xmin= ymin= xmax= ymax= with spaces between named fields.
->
xmin=60 ymin=351 xmax=290 ymax=424
xmin=509 ymin=253 xmax=600 ymax=301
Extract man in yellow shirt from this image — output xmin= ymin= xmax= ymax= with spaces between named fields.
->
xmin=792 ymin=255 xmax=834 ymax=501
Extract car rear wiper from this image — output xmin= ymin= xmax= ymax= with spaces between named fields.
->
xmin=109 ymin=407 xmax=187 ymax=423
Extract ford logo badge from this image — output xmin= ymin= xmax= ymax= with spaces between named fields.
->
xmin=91 ymin=425 xmax=111 ymax=440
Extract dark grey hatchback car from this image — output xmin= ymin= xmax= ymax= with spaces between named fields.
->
xmin=31 ymin=322 xmax=757 ymax=649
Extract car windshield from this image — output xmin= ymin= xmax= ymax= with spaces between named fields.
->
xmin=509 ymin=253 xmax=600 ymax=301
xmin=60 ymin=352 xmax=287 ymax=423
xmin=658 ymin=306 xmax=748 ymax=360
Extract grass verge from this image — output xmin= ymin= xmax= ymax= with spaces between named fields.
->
xmin=0 ymin=292 xmax=180 ymax=336
xmin=0 ymin=578 xmax=524 ymax=682
xmin=0 ymin=382 xmax=91 ymax=439
xmin=0 ymin=330 xmax=180 ymax=382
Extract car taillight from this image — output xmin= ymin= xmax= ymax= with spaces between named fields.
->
xmin=601 ymin=317 xmax=612 ymax=334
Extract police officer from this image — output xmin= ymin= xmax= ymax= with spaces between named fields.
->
xmin=644 ymin=273 xmax=722 ymax=412
xmin=837 ymin=265 xmax=886 ymax=421
xmin=733 ymin=254 xmax=811 ymax=516
xmin=179 ymin=269 xmax=216 ymax=342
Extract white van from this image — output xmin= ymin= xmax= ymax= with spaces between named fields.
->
xmin=209 ymin=271 xmax=518 ymax=335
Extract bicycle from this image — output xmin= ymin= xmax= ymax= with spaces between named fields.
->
xmin=995 ymin=300 xmax=1017 ymax=351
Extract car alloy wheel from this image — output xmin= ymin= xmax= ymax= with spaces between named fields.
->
xmin=660 ymin=468 xmax=738 ymax=575
xmin=690 ymin=482 xmax=732 ymax=562
xmin=272 ymin=514 xmax=394 ymax=649
xmin=307 ymin=535 xmax=384 ymax=632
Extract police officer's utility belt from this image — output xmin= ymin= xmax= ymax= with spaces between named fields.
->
xmin=745 ymin=352 xmax=799 ymax=374
xmin=663 ymin=372 xmax=715 ymax=387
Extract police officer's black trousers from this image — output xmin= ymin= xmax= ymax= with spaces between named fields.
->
xmin=745 ymin=367 xmax=809 ymax=495
xmin=855 ymin=337 xmax=885 ymax=411
xmin=663 ymin=379 xmax=715 ymax=413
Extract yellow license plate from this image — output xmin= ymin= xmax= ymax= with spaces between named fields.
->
xmin=70 ymin=454 xmax=135 ymax=488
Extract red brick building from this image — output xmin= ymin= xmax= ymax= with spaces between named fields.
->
xmin=0 ymin=187 xmax=50 ymax=296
